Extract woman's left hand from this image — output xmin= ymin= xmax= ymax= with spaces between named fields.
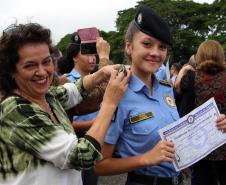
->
xmin=102 ymin=68 xmax=131 ymax=107
xmin=216 ymin=114 xmax=226 ymax=133
xmin=101 ymin=64 xmax=123 ymax=81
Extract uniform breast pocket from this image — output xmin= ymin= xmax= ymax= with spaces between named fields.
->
xmin=170 ymin=109 xmax=179 ymax=121
xmin=129 ymin=112 xmax=158 ymax=136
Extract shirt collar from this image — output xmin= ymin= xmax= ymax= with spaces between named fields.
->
xmin=129 ymin=74 xmax=160 ymax=92
xmin=129 ymin=74 xmax=147 ymax=92
xmin=70 ymin=68 xmax=81 ymax=79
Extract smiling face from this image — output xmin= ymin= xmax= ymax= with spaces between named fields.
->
xmin=13 ymin=43 xmax=54 ymax=99
xmin=125 ymin=31 xmax=168 ymax=78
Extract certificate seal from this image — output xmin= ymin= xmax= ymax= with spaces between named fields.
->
xmin=188 ymin=129 xmax=207 ymax=149
xmin=187 ymin=115 xmax=194 ymax=124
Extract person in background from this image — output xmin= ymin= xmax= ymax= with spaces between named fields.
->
xmin=174 ymin=55 xmax=196 ymax=117
xmin=49 ymin=47 xmax=65 ymax=86
xmin=56 ymin=34 xmax=109 ymax=120
xmin=174 ymin=55 xmax=195 ymax=94
xmin=169 ymin=63 xmax=182 ymax=85
xmin=176 ymin=40 xmax=226 ymax=185
xmin=57 ymin=56 xmax=74 ymax=75
xmin=0 ymin=23 xmax=131 ymax=185
xmin=66 ymin=31 xmax=110 ymax=185
xmin=51 ymin=47 xmax=63 ymax=73
xmin=155 ymin=63 xmax=167 ymax=80
xmin=66 ymin=33 xmax=108 ymax=130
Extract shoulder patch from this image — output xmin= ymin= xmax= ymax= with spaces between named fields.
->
xmin=129 ymin=112 xmax=153 ymax=124
xmin=159 ymin=80 xmax=172 ymax=87
xmin=164 ymin=94 xmax=176 ymax=108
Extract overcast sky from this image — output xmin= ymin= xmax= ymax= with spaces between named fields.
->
xmin=0 ymin=0 xmax=214 ymax=44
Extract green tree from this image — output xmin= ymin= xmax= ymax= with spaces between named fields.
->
xmin=56 ymin=0 xmax=226 ymax=64
xmin=208 ymin=0 xmax=226 ymax=48
xmin=100 ymin=31 xmax=126 ymax=64
xmin=56 ymin=33 xmax=73 ymax=56
xmin=113 ymin=0 xmax=226 ymax=62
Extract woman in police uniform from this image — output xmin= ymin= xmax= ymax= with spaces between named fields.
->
xmin=94 ymin=5 xmax=226 ymax=185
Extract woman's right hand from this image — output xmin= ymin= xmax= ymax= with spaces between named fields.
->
xmin=181 ymin=64 xmax=195 ymax=73
xmin=83 ymin=64 xmax=123 ymax=91
xmin=86 ymin=69 xmax=131 ymax=145
xmin=174 ymin=64 xmax=195 ymax=93
xmin=141 ymin=140 xmax=175 ymax=166
xmin=102 ymin=68 xmax=131 ymax=107
xmin=96 ymin=37 xmax=110 ymax=60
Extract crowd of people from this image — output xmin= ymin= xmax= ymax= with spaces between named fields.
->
xmin=0 ymin=4 xmax=226 ymax=185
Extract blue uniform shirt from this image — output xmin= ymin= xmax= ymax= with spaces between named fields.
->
xmin=105 ymin=74 xmax=180 ymax=177
xmin=67 ymin=69 xmax=97 ymax=121
xmin=155 ymin=64 xmax=167 ymax=80
xmin=67 ymin=68 xmax=81 ymax=83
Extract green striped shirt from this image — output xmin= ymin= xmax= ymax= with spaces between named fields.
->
xmin=0 ymin=81 xmax=102 ymax=185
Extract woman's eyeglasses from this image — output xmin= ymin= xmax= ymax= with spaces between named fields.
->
xmin=2 ymin=23 xmax=41 ymax=37
xmin=2 ymin=24 xmax=20 ymax=37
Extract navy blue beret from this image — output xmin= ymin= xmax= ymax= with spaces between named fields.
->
xmin=67 ymin=33 xmax=81 ymax=58
xmin=134 ymin=5 xmax=173 ymax=46
xmin=71 ymin=33 xmax=81 ymax=45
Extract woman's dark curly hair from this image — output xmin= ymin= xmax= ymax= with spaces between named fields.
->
xmin=0 ymin=23 xmax=52 ymax=96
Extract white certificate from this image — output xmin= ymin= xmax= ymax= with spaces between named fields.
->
xmin=158 ymin=97 xmax=226 ymax=171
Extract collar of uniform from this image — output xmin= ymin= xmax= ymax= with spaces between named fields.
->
xmin=152 ymin=75 xmax=162 ymax=95
xmin=129 ymin=74 xmax=149 ymax=92
xmin=155 ymin=64 xmax=167 ymax=80
xmin=69 ymin=68 xmax=81 ymax=79
xmin=152 ymin=75 xmax=160 ymax=87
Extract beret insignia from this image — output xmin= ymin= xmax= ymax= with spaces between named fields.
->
xmin=74 ymin=35 xmax=79 ymax=42
xmin=137 ymin=13 xmax=142 ymax=25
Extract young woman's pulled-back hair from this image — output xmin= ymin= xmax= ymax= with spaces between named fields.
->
xmin=195 ymin=39 xmax=225 ymax=75
xmin=124 ymin=20 xmax=139 ymax=63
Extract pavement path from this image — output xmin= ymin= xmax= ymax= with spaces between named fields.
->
xmin=98 ymin=174 xmax=127 ymax=185
xmin=97 ymin=173 xmax=191 ymax=185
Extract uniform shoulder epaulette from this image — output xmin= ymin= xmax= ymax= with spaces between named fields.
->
xmin=159 ymin=80 xmax=172 ymax=87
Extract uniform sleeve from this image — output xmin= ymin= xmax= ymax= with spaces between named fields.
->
xmin=104 ymin=104 xmax=127 ymax=144
xmin=1 ymin=100 xmax=102 ymax=170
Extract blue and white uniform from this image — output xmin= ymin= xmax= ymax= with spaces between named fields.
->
xmin=155 ymin=64 xmax=167 ymax=81
xmin=105 ymin=74 xmax=179 ymax=177
xmin=67 ymin=69 xmax=97 ymax=121
xmin=67 ymin=68 xmax=81 ymax=83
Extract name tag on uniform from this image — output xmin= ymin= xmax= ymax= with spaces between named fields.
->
xmin=129 ymin=112 xmax=153 ymax=124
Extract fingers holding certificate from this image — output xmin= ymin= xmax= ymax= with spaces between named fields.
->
xmin=141 ymin=140 xmax=175 ymax=166
xmin=158 ymin=98 xmax=226 ymax=171
xmin=216 ymin=114 xmax=226 ymax=133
